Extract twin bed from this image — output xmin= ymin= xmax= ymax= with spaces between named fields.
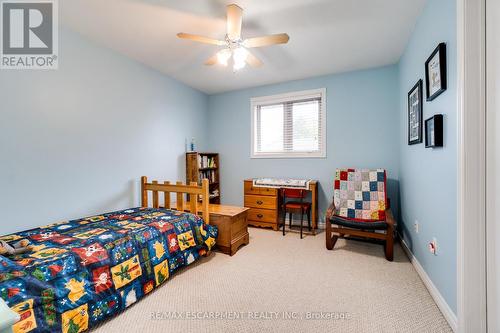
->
xmin=0 ymin=177 xmax=218 ymax=333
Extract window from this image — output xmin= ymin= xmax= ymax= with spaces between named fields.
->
xmin=251 ymin=88 xmax=326 ymax=158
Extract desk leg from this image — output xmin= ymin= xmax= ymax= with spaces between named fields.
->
xmin=311 ymin=183 xmax=318 ymax=234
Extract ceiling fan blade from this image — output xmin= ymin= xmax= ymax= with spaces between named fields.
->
xmin=204 ymin=54 xmax=218 ymax=66
xmin=243 ymin=33 xmax=290 ymax=48
xmin=246 ymin=51 xmax=263 ymax=67
xmin=177 ymin=33 xmax=225 ymax=46
xmin=226 ymin=4 xmax=243 ymax=40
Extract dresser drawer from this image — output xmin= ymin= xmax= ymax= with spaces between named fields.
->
xmin=244 ymin=194 xmax=277 ymax=210
xmin=247 ymin=208 xmax=277 ymax=223
xmin=244 ymin=181 xmax=278 ymax=196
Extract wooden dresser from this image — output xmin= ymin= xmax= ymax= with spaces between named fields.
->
xmin=244 ymin=180 xmax=279 ymax=230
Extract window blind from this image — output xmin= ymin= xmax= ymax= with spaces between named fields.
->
xmin=252 ymin=89 xmax=325 ymax=158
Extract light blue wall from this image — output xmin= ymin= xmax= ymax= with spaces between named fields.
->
xmin=207 ymin=66 xmax=400 ymax=221
xmin=398 ymin=0 xmax=457 ymax=314
xmin=0 ymin=28 xmax=208 ymax=235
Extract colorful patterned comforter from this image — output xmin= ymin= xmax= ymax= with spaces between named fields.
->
xmin=0 ymin=207 xmax=217 ymax=333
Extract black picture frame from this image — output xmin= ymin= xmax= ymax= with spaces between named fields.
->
xmin=425 ymin=43 xmax=447 ymax=101
xmin=408 ymin=80 xmax=423 ymax=145
xmin=425 ymin=114 xmax=443 ymax=148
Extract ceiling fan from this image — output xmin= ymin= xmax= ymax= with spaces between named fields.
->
xmin=177 ymin=4 xmax=290 ymax=71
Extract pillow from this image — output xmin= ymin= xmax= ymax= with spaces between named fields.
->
xmin=0 ymin=297 xmax=20 ymax=330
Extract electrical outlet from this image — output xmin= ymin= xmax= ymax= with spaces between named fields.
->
xmin=414 ymin=220 xmax=419 ymax=233
xmin=429 ymin=238 xmax=438 ymax=255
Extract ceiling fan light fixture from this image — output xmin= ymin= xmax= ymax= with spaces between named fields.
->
xmin=233 ymin=60 xmax=246 ymax=71
xmin=177 ymin=4 xmax=289 ymax=71
xmin=232 ymin=47 xmax=248 ymax=71
xmin=216 ymin=48 xmax=232 ymax=66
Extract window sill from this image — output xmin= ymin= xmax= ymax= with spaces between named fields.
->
xmin=251 ymin=153 xmax=327 ymax=159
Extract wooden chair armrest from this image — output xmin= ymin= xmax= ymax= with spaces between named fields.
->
xmin=325 ymin=201 xmax=336 ymax=221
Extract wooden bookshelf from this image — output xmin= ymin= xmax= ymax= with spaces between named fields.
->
xmin=186 ymin=152 xmax=220 ymax=204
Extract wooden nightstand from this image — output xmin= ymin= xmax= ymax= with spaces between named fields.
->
xmin=209 ymin=205 xmax=249 ymax=256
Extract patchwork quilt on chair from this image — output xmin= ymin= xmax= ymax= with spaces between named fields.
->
xmin=0 ymin=207 xmax=217 ymax=333
xmin=333 ymin=168 xmax=387 ymax=221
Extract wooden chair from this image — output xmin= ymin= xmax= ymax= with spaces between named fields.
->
xmin=325 ymin=169 xmax=395 ymax=261
xmin=281 ymin=189 xmax=311 ymax=239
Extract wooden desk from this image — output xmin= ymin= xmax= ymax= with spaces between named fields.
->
xmin=243 ymin=180 xmax=318 ymax=234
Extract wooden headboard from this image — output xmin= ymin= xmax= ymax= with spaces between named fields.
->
xmin=140 ymin=176 xmax=210 ymax=224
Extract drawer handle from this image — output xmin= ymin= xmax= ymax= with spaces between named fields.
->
xmin=256 ymin=200 xmax=263 ymax=205
xmin=257 ymin=214 xmax=263 ymax=218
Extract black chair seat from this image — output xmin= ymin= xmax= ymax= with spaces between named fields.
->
xmin=330 ymin=216 xmax=388 ymax=230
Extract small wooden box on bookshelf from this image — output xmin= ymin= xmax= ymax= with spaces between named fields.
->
xmin=186 ymin=152 xmax=220 ymax=204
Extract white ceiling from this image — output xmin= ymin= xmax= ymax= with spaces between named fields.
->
xmin=61 ymin=0 xmax=427 ymax=94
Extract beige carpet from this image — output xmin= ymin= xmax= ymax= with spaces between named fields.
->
xmin=93 ymin=228 xmax=452 ymax=333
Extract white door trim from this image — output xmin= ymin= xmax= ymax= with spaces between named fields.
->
xmin=457 ymin=0 xmax=487 ymax=332
xmin=486 ymin=0 xmax=499 ymax=331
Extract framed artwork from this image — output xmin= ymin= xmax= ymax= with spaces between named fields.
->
xmin=408 ymin=79 xmax=423 ymax=145
xmin=425 ymin=114 xmax=443 ymax=148
xmin=425 ymin=43 xmax=447 ymax=101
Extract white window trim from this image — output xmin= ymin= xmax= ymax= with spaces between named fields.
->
xmin=250 ymin=88 xmax=327 ymax=159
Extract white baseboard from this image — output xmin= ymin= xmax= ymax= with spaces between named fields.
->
xmin=399 ymin=237 xmax=458 ymax=332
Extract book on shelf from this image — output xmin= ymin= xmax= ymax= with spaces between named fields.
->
xmin=198 ymin=155 xmax=217 ymax=169
xmin=209 ymin=189 xmax=219 ymax=199
xmin=199 ymin=170 xmax=217 ymax=183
